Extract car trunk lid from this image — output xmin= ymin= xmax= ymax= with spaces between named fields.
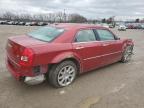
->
xmin=6 ymin=35 xmax=47 ymax=64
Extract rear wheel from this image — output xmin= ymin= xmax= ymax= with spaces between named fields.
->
xmin=48 ymin=61 xmax=78 ymax=88
xmin=121 ymin=46 xmax=133 ymax=63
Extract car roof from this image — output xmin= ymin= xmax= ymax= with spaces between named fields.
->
xmin=50 ymin=23 xmax=109 ymax=43
xmin=52 ymin=23 xmax=107 ymax=30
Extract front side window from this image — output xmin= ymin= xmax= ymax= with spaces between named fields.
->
xmin=28 ymin=26 xmax=65 ymax=42
xmin=96 ymin=29 xmax=115 ymax=41
xmin=75 ymin=30 xmax=96 ymax=42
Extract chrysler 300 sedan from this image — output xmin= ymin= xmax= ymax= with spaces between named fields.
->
xmin=6 ymin=24 xmax=134 ymax=88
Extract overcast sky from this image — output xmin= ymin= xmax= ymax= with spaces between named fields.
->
xmin=0 ymin=0 xmax=144 ymax=19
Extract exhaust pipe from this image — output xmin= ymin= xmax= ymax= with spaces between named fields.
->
xmin=24 ymin=74 xmax=45 ymax=85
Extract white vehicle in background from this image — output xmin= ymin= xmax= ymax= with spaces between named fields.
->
xmin=109 ymin=24 xmax=115 ymax=28
xmin=7 ymin=21 xmax=15 ymax=25
xmin=141 ymin=24 xmax=144 ymax=29
xmin=118 ymin=25 xmax=127 ymax=31
xmin=25 ymin=22 xmax=31 ymax=26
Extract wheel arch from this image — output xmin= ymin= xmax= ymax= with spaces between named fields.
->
xmin=60 ymin=58 xmax=81 ymax=74
xmin=48 ymin=53 xmax=82 ymax=74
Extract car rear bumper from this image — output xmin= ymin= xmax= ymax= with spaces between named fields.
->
xmin=6 ymin=56 xmax=48 ymax=81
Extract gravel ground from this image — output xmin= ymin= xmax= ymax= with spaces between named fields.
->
xmin=0 ymin=25 xmax=144 ymax=108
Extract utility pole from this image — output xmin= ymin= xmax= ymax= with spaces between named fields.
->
xmin=64 ymin=9 xmax=66 ymax=23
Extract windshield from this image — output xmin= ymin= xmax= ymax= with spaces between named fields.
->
xmin=28 ymin=26 xmax=65 ymax=42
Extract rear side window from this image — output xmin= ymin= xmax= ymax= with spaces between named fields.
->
xmin=96 ymin=29 xmax=115 ymax=41
xmin=75 ymin=30 xmax=96 ymax=42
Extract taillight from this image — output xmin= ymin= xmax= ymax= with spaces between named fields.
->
xmin=19 ymin=48 xmax=34 ymax=66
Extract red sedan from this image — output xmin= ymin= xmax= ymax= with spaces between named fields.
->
xmin=6 ymin=24 xmax=134 ymax=87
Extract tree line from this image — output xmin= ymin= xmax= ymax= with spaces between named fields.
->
xmin=0 ymin=11 xmax=87 ymax=23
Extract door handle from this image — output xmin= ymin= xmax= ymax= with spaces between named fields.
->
xmin=75 ymin=46 xmax=84 ymax=49
xmin=102 ymin=43 xmax=110 ymax=46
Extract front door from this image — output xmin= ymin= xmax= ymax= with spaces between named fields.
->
xmin=95 ymin=29 xmax=123 ymax=65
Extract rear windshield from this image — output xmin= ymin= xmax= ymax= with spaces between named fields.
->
xmin=27 ymin=26 xmax=65 ymax=42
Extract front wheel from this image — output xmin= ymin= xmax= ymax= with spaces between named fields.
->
xmin=121 ymin=46 xmax=133 ymax=63
xmin=48 ymin=61 xmax=78 ymax=88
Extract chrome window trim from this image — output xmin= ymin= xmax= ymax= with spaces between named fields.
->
xmin=72 ymin=40 xmax=117 ymax=44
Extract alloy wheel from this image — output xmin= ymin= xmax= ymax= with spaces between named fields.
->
xmin=57 ymin=65 xmax=76 ymax=86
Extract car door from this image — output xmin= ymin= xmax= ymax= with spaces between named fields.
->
xmin=72 ymin=29 xmax=103 ymax=72
xmin=95 ymin=29 xmax=123 ymax=65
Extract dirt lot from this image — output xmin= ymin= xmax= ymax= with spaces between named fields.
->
xmin=0 ymin=25 xmax=144 ymax=108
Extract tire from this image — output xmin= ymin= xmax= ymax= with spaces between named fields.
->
xmin=121 ymin=45 xmax=133 ymax=63
xmin=48 ymin=60 xmax=78 ymax=88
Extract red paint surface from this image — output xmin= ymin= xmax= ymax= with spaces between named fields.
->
xmin=6 ymin=24 xmax=134 ymax=80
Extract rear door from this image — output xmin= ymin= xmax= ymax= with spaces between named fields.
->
xmin=72 ymin=29 xmax=102 ymax=72
xmin=95 ymin=29 xmax=123 ymax=65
